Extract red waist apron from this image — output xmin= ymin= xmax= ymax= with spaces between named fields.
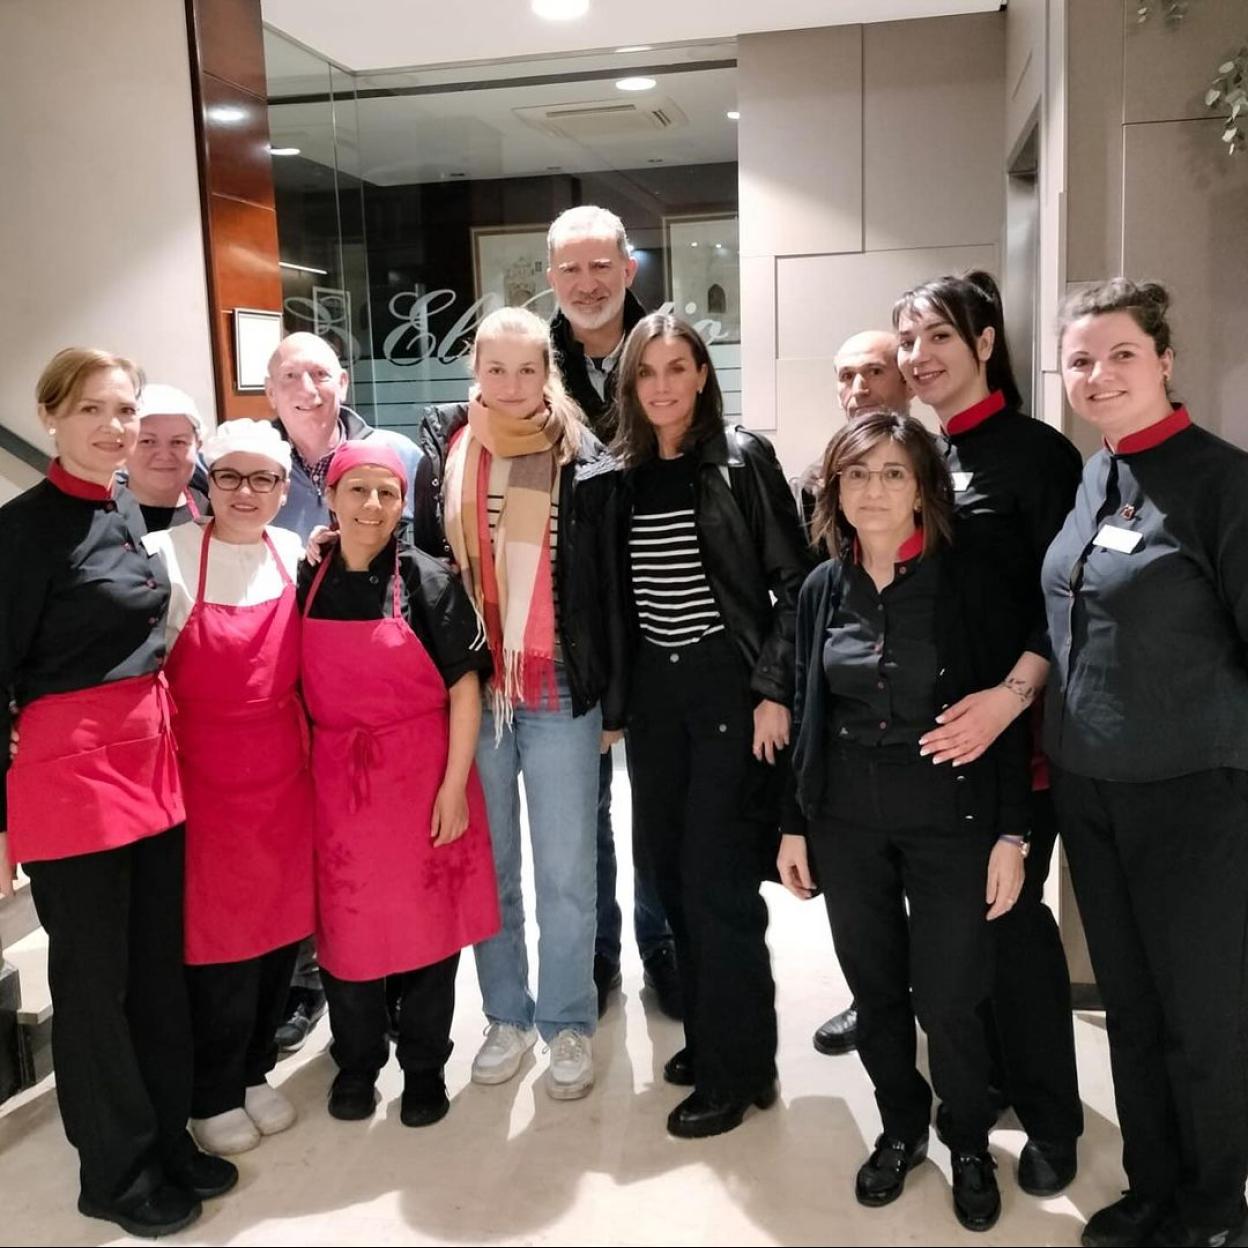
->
xmin=6 ymin=673 xmax=184 ymax=864
xmin=163 ymin=524 xmax=314 ymax=965
xmin=301 ymin=553 xmax=499 ymax=982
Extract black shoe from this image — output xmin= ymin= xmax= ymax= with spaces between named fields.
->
xmin=275 ymin=988 xmax=327 ymax=1053
xmin=662 ymin=1048 xmax=695 ymax=1087
xmin=813 ymin=1003 xmax=859 ymax=1055
xmin=1143 ymin=1210 xmax=1248 ymax=1247
xmin=328 ymin=1070 xmax=378 ymax=1121
xmin=400 ymin=1071 xmax=450 ymax=1128
xmin=855 ymin=1133 xmax=929 ymax=1208
xmin=951 ymin=1151 xmax=1001 ymax=1233
xmin=643 ymin=945 xmax=684 ymax=1021
xmin=594 ymin=955 xmax=622 ymax=1019
xmin=78 ymin=1185 xmax=202 ymax=1238
xmin=1082 ymin=1194 xmax=1173 ymax=1248
xmin=666 ymin=1082 xmax=777 ymax=1139
xmin=1018 ymin=1137 xmax=1078 ymax=1197
xmin=167 ymin=1147 xmax=238 ymax=1200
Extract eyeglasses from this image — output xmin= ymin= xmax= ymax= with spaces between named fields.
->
xmin=837 ymin=465 xmax=914 ymax=491
xmin=208 ymin=467 xmax=286 ymax=493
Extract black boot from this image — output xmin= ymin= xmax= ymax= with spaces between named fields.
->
xmin=813 ymin=1003 xmax=858 ymax=1055
xmin=328 ymin=1069 xmax=377 ymax=1121
xmin=855 ymin=1133 xmax=928 ymax=1207
xmin=400 ymin=1070 xmax=450 ymax=1128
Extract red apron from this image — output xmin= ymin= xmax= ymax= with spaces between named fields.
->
xmin=7 ymin=673 xmax=183 ymax=864
xmin=163 ymin=524 xmax=315 ymax=965
xmin=301 ymin=553 xmax=500 ymax=982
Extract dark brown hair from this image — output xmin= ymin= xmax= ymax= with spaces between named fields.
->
xmin=1057 ymin=277 xmax=1174 ymax=357
xmin=811 ymin=411 xmax=954 ymax=558
xmin=610 ymin=314 xmax=724 ymax=467
xmin=892 ymin=270 xmax=1023 ymax=411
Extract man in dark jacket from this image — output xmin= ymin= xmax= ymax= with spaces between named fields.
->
xmin=546 ymin=205 xmax=680 ymax=1020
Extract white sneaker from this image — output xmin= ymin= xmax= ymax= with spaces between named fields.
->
xmin=191 ymin=1108 xmax=261 ymax=1156
xmin=546 ymin=1029 xmax=594 ymax=1101
xmin=244 ymin=1081 xmax=297 ymax=1135
xmin=471 ymin=1022 xmax=538 ymax=1085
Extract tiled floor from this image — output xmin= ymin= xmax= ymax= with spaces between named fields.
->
xmin=0 ymin=759 xmax=1126 ymax=1246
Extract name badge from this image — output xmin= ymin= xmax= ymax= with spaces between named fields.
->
xmin=951 ymin=471 xmax=973 ymax=492
xmin=1093 ymin=524 xmax=1143 ymax=553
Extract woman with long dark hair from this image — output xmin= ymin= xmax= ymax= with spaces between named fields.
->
xmin=612 ymin=313 xmax=811 ymax=1138
xmin=891 ymin=271 xmax=1084 ymax=1197
xmin=779 ymin=411 xmax=1030 ymax=1232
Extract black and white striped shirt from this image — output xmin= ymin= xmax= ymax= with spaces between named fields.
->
xmin=629 ymin=455 xmax=723 ymax=649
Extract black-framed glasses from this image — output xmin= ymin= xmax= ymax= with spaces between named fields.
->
xmin=837 ymin=465 xmax=913 ymax=491
xmin=208 ymin=467 xmax=286 ymax=494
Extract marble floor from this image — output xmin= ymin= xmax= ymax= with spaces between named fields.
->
xmin=0 ymin=757 xmax=1126 ymax=1247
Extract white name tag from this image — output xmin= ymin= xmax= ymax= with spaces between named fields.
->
xmin=952 ymin=471 xmax=973 ymax=492
xmin=1093 ymin=524 xmax=1143 ymax=553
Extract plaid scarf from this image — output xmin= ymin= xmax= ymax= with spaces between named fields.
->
xmin=444 ymin=397 xmax=563 ymax=728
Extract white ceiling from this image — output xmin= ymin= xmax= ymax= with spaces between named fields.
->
xmin=260 ymin=0 xmax=1000 ymax=74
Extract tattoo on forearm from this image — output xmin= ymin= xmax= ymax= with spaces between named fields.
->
xmin=1000 ymin=676 xmax=1035 ymax=706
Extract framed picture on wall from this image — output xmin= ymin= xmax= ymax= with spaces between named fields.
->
xmin=472 ymin=225 xmax=550 ymax=311
xmin=662 ymin=214 xmax=741 ymax=344
xmin=232 ymin=308 xmax=284 ymax=393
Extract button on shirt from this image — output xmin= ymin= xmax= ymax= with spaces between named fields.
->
xmin=821 ymin=531 xmax=939 ymax=747
xmin=1043 ymin=409 xmax=1248 ymax=782
xmin=0 ymin=463 xmax=170 ymax=824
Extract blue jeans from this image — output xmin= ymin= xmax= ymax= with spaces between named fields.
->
xmin=472 ymin=671 xmax=601 ymax=1041
xmin=595 ymin=743 xmax=674 ymax=964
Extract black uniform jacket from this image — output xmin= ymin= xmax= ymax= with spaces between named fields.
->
xmin=413 ymin=402 xmax=627 ymax=730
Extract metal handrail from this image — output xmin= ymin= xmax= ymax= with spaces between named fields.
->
xmin=0 ymin=425 xmax=49 ymax=473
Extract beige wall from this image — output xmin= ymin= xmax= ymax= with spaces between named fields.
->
xmin=737 ymin=13 xmax=1006 ymax=478
xmin=0 ymin=0 xmax=215 ymax=495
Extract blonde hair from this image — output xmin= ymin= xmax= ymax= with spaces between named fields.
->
xmin=470 ymin=306 xmax=585 ymax=464
xmin=37 ymin=347 xmax=143 ymax=417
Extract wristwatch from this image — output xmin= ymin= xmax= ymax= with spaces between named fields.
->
xmin=998 ymin=834 xmax=1030 ymax=858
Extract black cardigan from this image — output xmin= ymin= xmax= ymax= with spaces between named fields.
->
xmin=791 ymin=549 xmax=1031 ymax=838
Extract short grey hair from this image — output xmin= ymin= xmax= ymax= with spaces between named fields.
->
xmin=547 ymin=205 xmax=631 ymax=261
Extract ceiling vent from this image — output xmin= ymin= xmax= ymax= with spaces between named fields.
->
xmin=513 ymin=97 xmax=688 ymax=141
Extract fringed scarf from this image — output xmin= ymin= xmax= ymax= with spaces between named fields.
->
xmin=444 ymin=397 xmax=563 ymax=731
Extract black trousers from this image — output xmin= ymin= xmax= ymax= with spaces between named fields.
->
xmin=1053 ymin=767 xmax=1248 ymax=1229
xmin=808 ymin=749 xmax=994 ymax=1153
xmin=627 ymin=635 xmax=777 ymax=1099
xmin=24 ymin=827 xmax=196 ymax=1206
xmin=185 ymin=940 xmax=301 ymax=1118
xmin=321 ymin=953 xmax=459 ymax=1079
xmin=982 ymin=788 xmax=1083 ymax=1142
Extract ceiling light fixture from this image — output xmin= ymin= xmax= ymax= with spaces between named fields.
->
xmin=279 ymin=261 xmax=329 ymax=275
xmin=726 ymin=110 xmax=740 ymax=121
xmin=531 ymin=0 xmax=589 ymax=19
xmin=616 ymin=76 xmax=657 ymax=92
xmin=269 ymin=146 xmax=301 ymax=156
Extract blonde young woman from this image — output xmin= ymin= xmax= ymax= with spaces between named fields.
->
xmin=417 ymin=307 xmax=625 ymax=1100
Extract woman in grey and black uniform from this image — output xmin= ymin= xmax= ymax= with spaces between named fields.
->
xmin=893 ymin=271 xmax=1085 ymax=1197
xmin=612 ymin=314 xmax=812 ymax=1139
xmin=779 ymin=412 xmax=1030 ymax=1234
xmin=1045 ymin=279 xmax=1248 ymax=1248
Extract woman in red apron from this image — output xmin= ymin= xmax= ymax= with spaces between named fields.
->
xmin=143 ymin=417 xmax=314 ymax=1158
xmin=0 ymin=349 xmax=235 ymax=1237
xmin=299 ymin=442 xmax=498 ymax=1127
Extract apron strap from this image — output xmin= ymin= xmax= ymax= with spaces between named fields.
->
xmin=195 ymin=521 xmax=214 ymax=603
xmin=391 ymin=544 xmax=402 ymax=619
xmin=262 ymin=529 xmax=293 ymax=589
xmin=185 ymin=491 xmax=202 ymax=521
xmin=303 ymin=551 xmax=334 ymax=618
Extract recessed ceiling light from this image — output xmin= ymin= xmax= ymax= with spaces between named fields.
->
xmin=531 ymin=0 xmax=588 ymax=18
xmin=269 ymin=146 xmax=301 ymax=156
xmin=726 ymin=110 xmax=740 ymax=121
xmin=616 ymin=44 xmax=652 ymax=53
xmin=208 ymin=105 xmax=247 ymax=124
xmin=690 ymin=241 xmax=699 ymax=247
xmin=616 ymin=76 xmax=656 ymax=92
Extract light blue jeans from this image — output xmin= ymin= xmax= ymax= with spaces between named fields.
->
xmin=472 ymin=668 xmax=601 ymax=1041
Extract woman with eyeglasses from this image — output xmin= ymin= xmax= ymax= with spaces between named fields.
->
xmin=778 ymin=411 xmax=1031 ymax=1233
xmin=143 ymin=419 xmax=314 ymax=1159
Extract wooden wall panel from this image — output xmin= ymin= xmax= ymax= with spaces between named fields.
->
xmin=184 ymin=0 xmax=280 ymax=421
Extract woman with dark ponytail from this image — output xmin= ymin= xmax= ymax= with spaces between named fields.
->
xmin=891 ymin=271 xmax=1084 ymax=1197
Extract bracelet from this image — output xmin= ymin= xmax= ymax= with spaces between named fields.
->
xmin=997 ymin=833 xmax=1030 ymax=858
xmin=998 ymin=677 xmax=1035 ymax=706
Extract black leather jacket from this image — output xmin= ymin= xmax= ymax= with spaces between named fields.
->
xmin=618 ymin=424 xmax=815 ymax=707
xmin=413 ymin=403 xmax=627 ymax=730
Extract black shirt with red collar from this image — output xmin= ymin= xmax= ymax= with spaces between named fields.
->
xmin=1043 ymin=407 xmax=1248 ymax=782
xmin=0 ymin=462 xmax=170 ymax=825
xmin=942 ymin=390 xmax=1083 ymax=659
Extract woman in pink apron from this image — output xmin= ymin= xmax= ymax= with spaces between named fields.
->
xmin=0 ymin=349 xmax=235 ymax=1237
xmin=144 ymin=418 xmax=314 ymax=1158
xmin=299 ymin=441 xmax=498 ymax=1127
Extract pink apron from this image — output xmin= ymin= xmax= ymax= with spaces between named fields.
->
xmin=163 ymin=524 xmax=315 ymax=965
xmin=301 ymin=553 xmax=500 ymax=982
